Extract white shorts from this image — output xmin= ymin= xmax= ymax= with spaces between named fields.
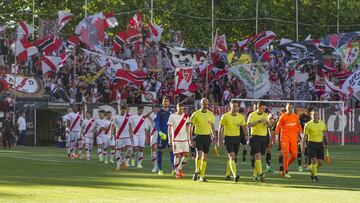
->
xmin=116 ymin=137 xmax=132 ymax=150
xmin=133 ymin=134 xmax=145 ymax=148
xmin=96 ymin=134 xmax=104 ymax=145
xmin=102 ymin=135 xmax=115 ymax=148
xmin=77 ymin=133 xmax=84 ymax=142
xmin=70 ymin=132 xmax=80 ymax=142
xmin=173 ymin=141 xmax=190 ymax=155
xmin=85 ymin=136 xmax=94 ymax=146
xmin=150 ymin=131 xmax=158 ymax=147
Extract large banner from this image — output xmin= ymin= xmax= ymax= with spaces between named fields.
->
xmin=228 ymin=63 xmax=271 ymax=98
xmin=4 ymin=74 xmax=45 ymax=97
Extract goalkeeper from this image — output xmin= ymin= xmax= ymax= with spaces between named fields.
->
xmin=155 ymin=97 xmax=175 ymax=175
xmin=302 ymin=109 xmax=328 ymax=182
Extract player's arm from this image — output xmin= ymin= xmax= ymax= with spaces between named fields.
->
xmin=218 ymin=124 xmax=224 ymax=148
xmin=247 ymin=114 xmax=260 ymax=127
xmin=210 ymin=114 xmax=216 ymax=142
xmin=302 ymin=124 xmax=308 ymax=153
xmin=275 ymin=115 xmax=284 ymax=136
xmin=186 ymin=123 xmax=192 ymax=147
xmin=167 ymin=124 xmax=172 ymax=146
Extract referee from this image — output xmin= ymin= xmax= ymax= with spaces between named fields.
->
xmin=302 ymin=109 xmax=328 ymax=182
xmin=247 ymin=102 xmax=269 ymax=182
xmin=218 ymin=100 xmax=248 ymax=182
xmin=190 ymin=98 xmax=215 ymax=182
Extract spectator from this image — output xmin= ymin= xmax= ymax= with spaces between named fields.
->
xmin=17 ymin=112 xmax=26 ymax=145
xmin=2 ymin=112 xmax=14 ymax=149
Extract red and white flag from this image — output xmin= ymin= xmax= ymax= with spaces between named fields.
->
xmin=75 ymin=12 xmax=106 ymax=52
xmin=129 ymin=12 xmax=143 ymax=29
xmin=148 ymin=22 xmax=163 ymax=42
xmin=67 ymin=35 xmax=82 ymax=47
xmin=41 ymin=54 xmax=67 ymax=74
xmin=114 ymin=69 xmax=147 ymax=88
xmin=58 ymin=10 xmax=73 ymax=31
xmin=104 ymin=11 xmax=118 ymax=28
xmin=113 ymin=31 xmax=127 ymax=51
xmin=252 ymin=31 xmax=276 ymax=50
xmin=213 ymin=30 xmax=227 ymax=52
xmin=236 ymin=38 xmax=249 ymax=50
xmin=35 ymin=34 xmax=61 ymax=55
xmin=16 ymin=38 xmax=38 ymax=64
xmin=174 ymin=67 xmax=199 ymax=96
xmin=16 ymin=20 xmax=33 ymax=39
xmin=196 ymin=63 xmax=214 ymax=77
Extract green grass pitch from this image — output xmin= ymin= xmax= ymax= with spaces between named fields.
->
xmin=0 ymin=146 xmax=359 ymax=202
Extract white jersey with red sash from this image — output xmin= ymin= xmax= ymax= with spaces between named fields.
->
xmin=82 ymin=118 xmax=95 ymax=138
xmin=168 ymin=113 xmax=189 ymax=141
xmin=66 ymin=112 xmax=82 ymax=132
xmin=115 ymin=114 xmax=132 ymax=139
xmin=103 ymin=119 xmax=114 ymax=137
xmin=131 ymin=114 xmax=147 ymax=136
xmin=95 ymin=118 xmax=107 ymax=137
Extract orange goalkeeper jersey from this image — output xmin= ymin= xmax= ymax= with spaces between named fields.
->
xmin=275 ymin=113 xmax=302 ymax=142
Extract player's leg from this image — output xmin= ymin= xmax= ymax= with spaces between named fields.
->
xmin=69 ymin=132 xmax=77 ymax=159
xmin=150 ymin=132 xmax=158 ymax=172
xmin=169 ymin=141 xmax=175 ymax=174
xmin=249 ymin=137 xmax=255 ymax=169
xmin=278 ymin=140 xmax=284 ymax=175
xmin=240 ymin=134 xmax=247 ymax=165
xmin=265 ymin=134 xmax=272 ymax=172
xmin=192 ymin=136 xmax=203 ymax=181
xmin=97 ymin=136 xmax=104 ymax=161
xmin=199 ymin=136 xmax=211 ymax=182
xmin=253 ymin=137 xmax=266 ymax=182
xmin=281 ymin=141 xmax=290 ymax=177
xmin=297 ymin=143 xmax=303 ymax=172
xmin=157 ymin=135 xmax=165 ymax=175
xmin=85 ymin=137 xmax=91 ymax=160
xmin=103 ymin=139 xmax=109 ymax=164
xmin=288 ymin=142 xmax=298 ymax=167
xmin=77 ymin=133 xmax=83 ymax=159
xmin=136 ymin=135 xmax=145 ymax=168
xmin=65 ymin=129 xmax=70 ymax=157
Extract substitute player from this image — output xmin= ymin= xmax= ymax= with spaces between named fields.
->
xmin=190 ymin=98 xmax=215 ymax=182
xmin=247 ymin=102 xmax=269 ymax=182
xmin=275 ymin=103 xmax=302 ymax=178
xmin=218 ymin=100 xmax=248 ymax=182
xmin=155 ymin=97 xmax=174 ymax=175
xmin=82 ymin=111 xmax=96 ymax=160
xmin=66 ymin=105 xmax=83 ymax=160
xmin=302 ymin=109 xmax=328 ymax=182
xmin=168 ymin=102 xmax=191 ymax=179
xmin=114 ymin=105 xmax=134 ymax=171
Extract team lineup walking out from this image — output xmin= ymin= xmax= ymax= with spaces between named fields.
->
xmin=62 ymin=98 xmax=330 ymax=183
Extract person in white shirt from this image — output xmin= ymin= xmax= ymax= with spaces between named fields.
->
xmin=17 ymin=112 xmax=27 ymax=145
xmin=130 ymin=105 xmax=153 ymax=168
xmin=148 ymin=111 xmax=159 ymax=173
xmin=167 ymin=102 xmax=192 ymax=179
xmin=114 ymin=105 xmax=133 ymax=171
xmin=101 ymin=111 xmax=116 ymax=164
xmin=81 ymin=111 xmax=96 ymax=160
xmin=66 ymin=105 xmax=83 ymax=159
xmin=94 ymin=110 xmax=106 ymax=161
xmin=63 ymin=108 xmax=72 ymax=157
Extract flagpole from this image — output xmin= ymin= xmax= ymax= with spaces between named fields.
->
xmin=206 ymin=47 xmax=210 ymax=99
xmin=337 ymin=0 xmax=340 ymax=35
xmin=32 ymin=0 xmax=35 ymax=39
xmin=150 ymin=0 xmax=154 ymax=23
xmin=211 ymin=0 xmax=214 ymax=48
xmin=85 ymin=0 xmax=88 ymax=17
xmin=255 ymin=0 xmax=259 ymax=34
xmin=296 ymin=0 xmax=299 ymax=42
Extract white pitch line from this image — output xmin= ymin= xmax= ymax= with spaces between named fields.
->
xmin=0 ymin=155 xmax=65 ymax=163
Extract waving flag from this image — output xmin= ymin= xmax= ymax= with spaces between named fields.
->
xmin=17 ymin=20 xmax=33 ymax=39
xmin=161 ymin=44 xmax=204 ymax=67
xmin=320 ymin=32 xmax=360 ymax=54
xmin=236 ymin=38 xmax=249 ymax=50
xmin=341 ymin=69 xmax=360 ymax=101
xmin=228 ymin=63 xmax=271 ymax=98
xmin=129 ymin=12 xmax=143 ymax=29
xmin=58 ymin=10 xmax=73 ymax=31
xmin=114 ymin=69 xmax=147 ymax=88
xmin=41 ymin=55 xmax=67 ymax=74
xmin=0 ymin=80 xmax=11 ymax=92
xmin=148 ymin=22 xmax=163 ymax=42
xmin=252 ymin=31 xmax=276 ymax=50
xmin=35 ymin=34 xmax=61 ymax=55
xmin=174 ymin=66 xmax=199 ymax=96
xmin=104 ymin=11 xmax=118 ymax=28
xmin=279 ymin=42 xmax=324 ymax=68
xmin=16 ymin=38 xmax=38 ymax=64
xmin=75 ymin=12 xmax=106 ymax=52
xmin=113 ymin=32 xmax=126 ymax=51
xmin=339 ymin=42 xmax=360 ymax=70
xmin=213 ymin=30 xmax=227 ymax=52
xmin=67 ymin=35 xmax=82 ymax=47
xmin=322 ymin=58 xmax=337 ymax=73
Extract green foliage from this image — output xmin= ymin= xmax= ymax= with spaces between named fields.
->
xmin=1 ymin=0 xmax=360 ymax=47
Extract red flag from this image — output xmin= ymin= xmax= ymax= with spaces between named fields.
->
xmin=17 ymin=20 xmax=33 ymax=39
xmin=174 ymin=67 xmax=199 ymax=96
xmin=113 ymin=32 xmax=127 ymax=51
xmin=114 ymin=69 xmax=147 ymax=88
xmin=67 ymin=35 xmax=82 ymax=46
xmin=0 ymin=80 xmax=11 ymax=92
xmin=129 ymin=12 xmax=143 ymax=29
xmin=58 ymin=10 xmax=73 ymax=31
xmin=148 ymin=21 xmax=163 ymax=42
xmin=104 ymin=11 xmax=118 ymax=28
xmin=35 ymin=35 xmax=61 ymax=55
xmin=16 ymin=38 xmax=38 ymax=64
xmin=213 ymin=30 xmax=227 ymax=52
xmin=41 ymin=54 xmax=67 ymax=75
xmin=252 ymin=31 xmax=276 ymax=50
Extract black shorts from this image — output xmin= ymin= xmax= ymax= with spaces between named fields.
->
xmin=224 ymin=136 xmax=241 ymax=154
xmin=251 ymin=135 xmax=267 ymax=155
xmin=240 ymin=127 xmax=247 ymax=145
xmin=277 ymin=134 xmax=282 ymax=151
xmin=195 ymin=135 xmax=211 ymax=154
xmin=308 ymin=141 xmax=324 ymax=160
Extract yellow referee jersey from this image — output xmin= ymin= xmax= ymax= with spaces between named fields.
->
xmin=220 ymin=112 xmax=246 ymax=136
xmin=304 ymin=120 xmax=327 ymax=142
xmin=190 ymin=109 xmax=214 ymax=135
xmin=247 ymin=111 xmax=268 ymax=136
